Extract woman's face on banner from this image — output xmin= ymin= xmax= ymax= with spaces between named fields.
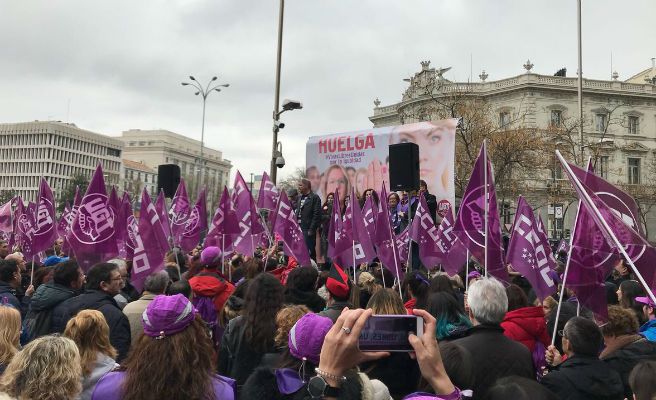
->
xmin=306 ymin=167 xmax=321 ymax=192
xmin=326 ymin=167 xmax=347 ymax=198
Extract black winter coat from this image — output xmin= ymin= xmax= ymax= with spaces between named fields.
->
xmin=24 ymin=282 xmax=77 ymax=340
xmin=454 ymin=324 xmax=534 ymax=400
xmin=361 ymin=352 xmax=420 ymax=399
xmin=0 ymin=281 xmax=21 ymax=312
xmin=601 ymin=336 xmax=656 ymax=399
xmin=541 ymin=355 xmax=624 ymax=400
xmin=295 ymin=192 xmax=322 ymax=234
xmin=53 ymin=290 xmax=131 ymax=362
xmin=284 ymin=288 xmax=326 ymax=313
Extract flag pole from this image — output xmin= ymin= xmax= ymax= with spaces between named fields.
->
xmin=352 ymin=240 xmax=357 ymax=282
xmin=483 ymin=139 xmax=489 ymax=277
xmin=465 ymin=249 xmax=470 ymax=293
xmin=30 ymin=255 xmax=35 ymax=287
xmin=222 ymin=235 xmax=226 ymax=276
xmin=557 ymin=150 xmax=656 ymax=306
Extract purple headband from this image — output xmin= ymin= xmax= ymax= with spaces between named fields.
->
xmin=142 ymin=294 xmax=197 ymax=339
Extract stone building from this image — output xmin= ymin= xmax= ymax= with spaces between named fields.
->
xmin=122 ymin=159 xmax=158 ymax=199
xmin=0 ymin=121 xmax=123 ymax=200
xmin=370 ymin=60 xmax=656 ymax=240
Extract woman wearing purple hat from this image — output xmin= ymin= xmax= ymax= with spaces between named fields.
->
xmin=91 ymin=294 xmax=235 ymax=400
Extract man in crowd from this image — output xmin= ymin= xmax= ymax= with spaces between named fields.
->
xmin=636 ymin=296 xmax=656 ymax=341
xmin=0 ymin=259 xmax=29 ymax=315
xmin=319 ymin=264 xmax=353 ymax=323
xmin=54 ymin=262 xmax=131 ymax=361
xmin=123 ymin=270 xmax=170 ymax=347
xmin=455 ymin=277 xmax=534 ymax=400
xmin=0 ymin=240 xmax=9 ymax=259
xmin=295 ymin=178 xmax=321 ymax=261
xmin=110 ymin=260 xmax=139 ymax=309
xmin=24 ymin=260 xmax=85 ymax=340
xmin=542 ymin=317 xmax=624 ymax=400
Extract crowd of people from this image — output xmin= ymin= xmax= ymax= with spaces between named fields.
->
xmin=0 ymin=180 xmax=655 ymax=400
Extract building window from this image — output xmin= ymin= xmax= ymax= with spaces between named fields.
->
xmin=107 ymin=148 xmax=121 ymax=157
xmin=598 ymin=156 xmax=609 ymax=179
xmin=627 ymin=158 xmax=641 ymax=184
xmin=501 ymin=202 xmax=511 ymax=226
xmin=628 ymin=116 xmax=639 ymax=135
xmin=595 ymin=113 xmax=607 ymax=132
xmin=499 ymin=111 xmax=510 ymax=128
xmin=550 ymin=110 xmax=562 ymax=127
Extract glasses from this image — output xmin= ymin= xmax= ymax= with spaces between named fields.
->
xmin=108 ymin=277 xmax=123 ymax=282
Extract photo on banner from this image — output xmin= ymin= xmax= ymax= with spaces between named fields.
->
xmin=305 ymin=119 xmax=457 ymax=211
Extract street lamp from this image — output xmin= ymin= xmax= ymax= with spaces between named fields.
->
xmin=181 ymin=76 xmax=229 ymax=191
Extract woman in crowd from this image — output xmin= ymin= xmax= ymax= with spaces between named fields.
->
xmin=618 ymin=280 xmax=647 ymax=325
xmin=0 ymin=307 xmax=20 ymax=375
xmin=0 ymin=336 xmax=82 ymax=400
xmin=426 ymin=292 xmax=471 ymax=342
xmin=366 ymin=288 xmax=406 ymax=315
xmin=63 ymin=310 xmax=118 ymax=400
xmin=320 ymin=192 xmax=334 ymax=263
xmin=218 ymin=273 xmax=285 ymax=389
xmin=358 ymin=271 xmax=379 ymax=308
xmin=403 ymin=271 xmax=431 ymax=314
xmin=629 ymin=360 xmax=656 ymax=400
xmin=387 ymin=192 xmax=405 ymax=234
xmin=259 ymin=304 xmax=309 ymax=368
xmin=430 ymin=274 xmax=464 ymax=308
xmin=92 ymin=294 xmax=235 ymax=400
xmin=284 ymin=266 xmax=325 ymax=313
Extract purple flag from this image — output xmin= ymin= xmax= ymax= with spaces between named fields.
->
xmin=362 ymin=196 xmax=377 ymax=240
xmin=556 ymin=239 xmax=570 ymax=254
xmin=127 ymin=189 xmax=168 ymax=291
xmin=396 ymin=226 xmax=410 ymax=263
xmin=32 ymin=178 xmax=58 ymax=255
xmin=179 ymin=188 xmax=208 ymax=252
xmin=272 ymin=191 xmax=311 ymax=267
xmin=506 ymin=196 xmax=558 ymax=301
xmin=155 ymin=190 xmax=172 ymax=244
xmin=116 ymin=193 xmax=132 ymax=259
xmin=73 ymin=186 xmax=82 ymax=209
xmin=336 ymin=189 xmax=377 ymax=267
xmin=107 ymin=187 xmax=120 ymax=218
xmin=453 ymin=142 xmax=507 ymax=282
xmin=256 ymin=171 xmax=279 ymax=211
xmin=66 ymin=165 xmax=118 ymax=272
xmin=434 ymin=207 xmax=468 ymax=276
xmin=409 ymin=194 xmax=443 ymax=269
xmin=327 ymin=190 xmax=351 ymax=260
xmin=0 ymin=199 xmax=12 ymax=233
xmin=57 ymin=203 xmax=73 ymax=239
xmin=231 ymin=172 xmax=261 ymax=256
xmin=373 ymin=185 xmax=403 ymax=279
xmin=169 ymin=179 xmax=191 ymax=248
xmin=13 ymin=198 xmax=36 ymax=259
xmin=206 ymin=187 xmax=240 ymax=253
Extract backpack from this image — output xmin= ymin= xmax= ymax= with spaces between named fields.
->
xmin=192 ymin=294 xmax=222 ymax=349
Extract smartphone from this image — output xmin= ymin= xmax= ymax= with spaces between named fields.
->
xmin=358 ymin=315 xmax=423 ymax=352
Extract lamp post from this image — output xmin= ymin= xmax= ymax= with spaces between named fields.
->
xmin=181 ymin=76 xmax=229 ymax=192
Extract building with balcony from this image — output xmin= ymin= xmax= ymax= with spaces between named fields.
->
xmin=0 ymin=121 xmax=123 ymax=201
xmin=122 ymin=159 xmax=157 ymax=199
xmin=370 ymin=60 xmax=656 ymax=240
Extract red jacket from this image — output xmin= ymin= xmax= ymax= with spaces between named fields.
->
xmin=188 ymin=270 xmax=235 ymax=313
xmin=404 ymin=298 xmax=416 ymax=315
xmin=501 ymin=306 xmax=550 ymax=352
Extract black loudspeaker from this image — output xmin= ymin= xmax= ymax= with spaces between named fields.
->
xmin=389 ymin=143 xmax=420 ymax=191
xmin=157 ymin=164 xmax=181 ymax=198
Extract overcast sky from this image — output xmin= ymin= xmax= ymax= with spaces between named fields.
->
xmin=0 ymin=0 xmax=653 ymax=184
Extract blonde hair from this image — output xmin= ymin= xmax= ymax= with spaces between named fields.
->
xmin=0 ymin=307 xmax=20 ymax=366
xmin=274 ymin=305 xmax=309 ymax=347
xmin=0 ymin=335 xmax=82 ymax=400
xmin=367 ymin=288 xmax=406 ymax=315
xmin=64 ymin=310 xmax=117 ymax=377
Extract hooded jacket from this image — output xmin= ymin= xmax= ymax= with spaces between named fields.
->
xmin=601 ymin=335 xmax=656 ymax=399
xmin=639 ymin=319 xmax=656 ymax=341
xmin=541 ymin=355 xmax=624 ymax=400
xmin=24 ymin=282 xmax=77 ymax=340
xmin=284 ymin=288 xmax=326 ymax=313
xmin=500 ymin=306 xmax=550 ymax=352
xmin=189 ymin=269 xmax=235 ymax=313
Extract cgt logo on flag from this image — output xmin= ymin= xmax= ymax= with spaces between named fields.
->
xmin=459 ymin=185 xmax=486 ymax=246
xmin=184 ymin=207 xmax=200 ymax=234
xmin=72 ymin=193 xmax=115 ymax=244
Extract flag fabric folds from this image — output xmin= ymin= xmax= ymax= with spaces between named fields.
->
xmin=434 ymin=207 xmax=468 ymax=276
xmin=179 ymin=188 xmax=208 ymax=252
xmin=373 ymin=185 xmax=403 ymax=279
xmin=256 ymin=171 xmax=279 ymax=211
xmin=32 ymin=178 xmax=58 ymax=255
xmin=169 ymin=179 xmax=191 ymax=248
xmin=272 ymin=191 xmax=311 ymax=267
xmin=409 ymin=194 xmax=443 ymax=270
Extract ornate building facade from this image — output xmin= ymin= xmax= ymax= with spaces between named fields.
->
xmin=370 ymin=61 xmax=656 ymax=240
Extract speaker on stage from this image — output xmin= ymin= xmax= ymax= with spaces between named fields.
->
xmin=388 ymin=143 xmax=420 ymax=192
xmin=157 ymin=164 xmax=181 ymax=198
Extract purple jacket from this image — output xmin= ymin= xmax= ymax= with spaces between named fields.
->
xmin=92 ymin=371 xmax=236 ymax=400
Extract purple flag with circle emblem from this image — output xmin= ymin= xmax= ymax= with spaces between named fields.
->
xmin=409 ymin=194 xmax=443 ymax=269
xmin=179 ymin=188 xmax=207 ymax=252
xmin=395 ymin=227 xmax=410 ymax=263
xmin=169 ymin=179 xmax=191 ymax=247
xmin=453 ymin=142 xmax=507 ymax=282
xmin=327 ymin=190 xmax=351 ymax=260
xmin=13 ymin=198 xmax=36 ymax=259
xmin=127 ymin=189 xmax=168 ymax=292
xmin=362 ymin=196 xmax=377 ymax=240
xmin=256 ymin=171 xmax=279 ymax=211
xmin=434 ymin=207 xmax=468 ymax=276
xmin=155 ymin=190 xmax=172 ymax=245
xmin=66 ymin=165 xmax=118 ymax=271
xmin=335 ymin=188 xmax=377 ymax=267
xmin=373 ymin=185 xmax=403 ymax=279
xmin=0 ymin=199 xmax=12 ymax=233
xmin=206 ymin=186 xmax=240 ymax=253
xmin=32 ymin=178 xmax=58 ymax=255
xmin=272 ymin=191 xmax=311 ymax=267
xmin=506 ymin=196 xmax=557 ymax=301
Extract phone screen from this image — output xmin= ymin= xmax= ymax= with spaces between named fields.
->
xmin=358 ymin=315 xmax=422 ymax=352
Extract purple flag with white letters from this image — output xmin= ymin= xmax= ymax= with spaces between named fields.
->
xmin=57 ymin=203 xmax=73 ymax=239
xmin=453 ymin=142 xmax=507 ymax=282
xmin=373 ymin=185 xmax=403 ymax=279
xmin=231 ymin=172 xmax=257 ymax=256
xmin=66 ymin=165 xmax=118 ymax=271
xmin=396 ymin=227 xmax=410 ymax=263
xmin=256 ymin=171 xmax=279 ymax=211
xmin=434 ymin=207 xmax=468 ymax=276
xmin=0 ymin=199 xmax=12 ymax=233
xmin=169 ymin=179 xmax=191 ymax=247
xmin=13 ymin=198 xmax=36 ymax=259
xmin=327 ymin=190 xmax=351 ymax=260
xmin=272 ymin=191 xmax=311 ymax=267
xmin=206 ymin=186 xmax=240 ymax=253
xmin=335 ymin=188 xmax=377 ymax=267
xmin=362 ymin=196 xmax=377 ymax=240
xmin=506 ymin=196 xmax=558 ymax=301
xmin=556 ymin=239 xmax=570 ymax=255
xmin=32 ymin=178 xmax=58 ymax=255
xmin=155 ymin=190 xmax=172 ymax=245
xmin=409 ymin=194 xmax=443 ymax=269
xmin=180 ymin=188 xmax=207 ymax=252
xmin=128 ymin=189 xmax=168 ymax=292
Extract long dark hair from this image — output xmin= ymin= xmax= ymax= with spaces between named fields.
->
xmin=403 ymin=271 xmax=431 ymax=309
xmin=243 ymin=273 xmax=285 ymax=352
xmin=121 ymin=316 xmax=215 ymax=400
xmin=429 ymin=274 xmax=456 ymax=296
